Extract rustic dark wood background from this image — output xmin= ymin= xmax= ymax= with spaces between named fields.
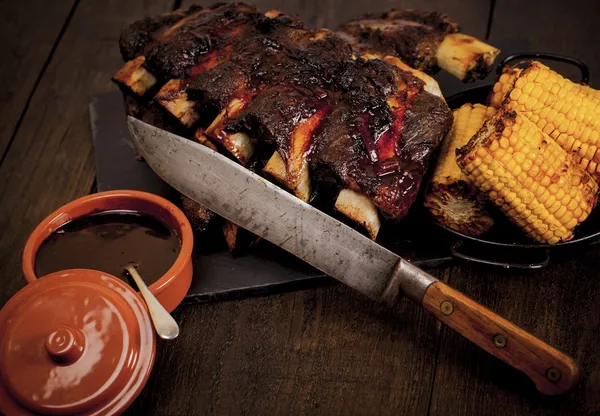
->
xmin=1 ymin=0 xmax=600 ymax=414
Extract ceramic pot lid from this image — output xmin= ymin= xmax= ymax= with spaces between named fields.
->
xmin=0 ymin=269 xmax=156 ymax=416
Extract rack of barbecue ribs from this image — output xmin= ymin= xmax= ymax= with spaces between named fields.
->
xmin=113 ymin=3 xmax=498 ymax=248
xmin=337 ymin=10 xmax=500 ymax=82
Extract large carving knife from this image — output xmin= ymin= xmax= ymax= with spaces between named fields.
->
xmin=128 ymin=117 xmax=578 ymax=395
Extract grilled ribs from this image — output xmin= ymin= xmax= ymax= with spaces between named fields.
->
xmin=338 ymin=10 xmax=500 ymax=82
xmin=113 ymin=3 xmax=459 ymax=241
xmin=338 ymin=10 xmax=458 ymax=73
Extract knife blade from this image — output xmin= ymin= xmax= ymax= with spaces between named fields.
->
xmin=129 ymin=116 xmax=578 ymax=395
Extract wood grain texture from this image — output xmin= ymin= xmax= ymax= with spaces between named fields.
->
xmin=428 ymin=251 xmax=600 ymax=415
xmin=0 ymin=0 xmax=75 ymax=158
xmin=422 ymin=281 xmax=579 ymax=396
xmin=125 ymin=278 xmax=448 ymax=415
xmin=0 ymin=0 xmax=174 ymax=307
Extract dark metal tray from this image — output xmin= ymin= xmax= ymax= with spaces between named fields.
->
xmin=89 ymin=91 xmax=453 ymax=303
xmin=440 ymin=53 xmax=600 ymax=268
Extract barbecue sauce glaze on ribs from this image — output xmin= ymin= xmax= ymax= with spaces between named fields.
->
xmin=337 ymin=10 xmax=459 ymax=74
xmin=114 ymin=3 xmax=453 ymax=224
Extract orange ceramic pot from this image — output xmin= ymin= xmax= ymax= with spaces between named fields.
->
xmin=22 ymin=190 xmax=193 ymax=312
xmin=0 ymin=269 xmax=156 ymax=415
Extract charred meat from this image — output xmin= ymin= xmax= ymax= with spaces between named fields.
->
xmin=338 ymin=9 xmax=499 ymax=82
xmin=113 ymin=3 xmax=456 ymax=239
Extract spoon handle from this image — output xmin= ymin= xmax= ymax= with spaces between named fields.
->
xmin=125 ymin=265 xmax=180 ymax=340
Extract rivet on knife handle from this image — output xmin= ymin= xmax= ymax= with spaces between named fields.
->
xmin=420 ymin=281 xmax=579 ymax=395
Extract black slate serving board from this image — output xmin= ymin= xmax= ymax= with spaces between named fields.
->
xmin=89 ymin=91 xmax=453 ymax=303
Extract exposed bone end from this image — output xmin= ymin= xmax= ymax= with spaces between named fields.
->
xmin=380 ymin=55 xmax=443 ymax=98
xmin=194 ymin=130 xmax=218 ymax=151
xmin=436 ymin=33 xmax=500 ymax=82
xmin=227 ymin=132 xmax=254 ymax=166
xmin=292 ymin=165 xmax=311 ymax=202
xmin=154 ymin=79 xmax=199 ymax=127
xmin=181 ymin=194 xmax=218 ymax=234
xmin=309 ymin=29 xmax=333 ymax=41
xmin=222 ymin=221 xmax=239 ymax=252
xmin=205 ymin=100 xmax=255 ymax=166
xmin=285 ymin=108 xmax=329 ymax=202
xmin=263 ymin=150 xmax=309 ymax=202
xmin=263 ymin=152 xmax=288 ymax=185
xmin=222 ymin=221 xmax=260 ymax=256
xmin=112 ymin=56 xmax=157 ymax=96
xmin=264 ymin=9 xmax=283 ymax=18
xmin=204 ymin=105 xmax=227 ymax=135
xmin=335 ymin=189 xmax=381 ymax=240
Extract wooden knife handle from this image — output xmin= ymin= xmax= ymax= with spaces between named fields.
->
xmin=421 ymin=281 xmax=579 ymax=395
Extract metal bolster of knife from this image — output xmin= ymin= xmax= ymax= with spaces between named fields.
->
xmin=381 ymin=259 xmax=438 ymax=305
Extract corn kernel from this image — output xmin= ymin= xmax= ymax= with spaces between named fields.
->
xmin=555 ymin=205 xmax=567 ymax=219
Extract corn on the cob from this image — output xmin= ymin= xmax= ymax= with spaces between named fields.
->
xmin=489 ymin=66 xmax=522 ymax=107
xmin=457 ymin=108 xmax=598 ymax=244
xmin=425 ymin=103 xmax=496 ymax=235
xmin=490 ymin=63 xmax=600 ymax=109
xmin=502 ymin=62 xmax=600 ymax=180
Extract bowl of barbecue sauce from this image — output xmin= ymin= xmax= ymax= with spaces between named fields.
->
xmin=22 ymin=190 xmax=193 ymax=312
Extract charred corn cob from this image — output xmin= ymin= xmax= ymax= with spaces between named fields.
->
xmin=502 ymin=62 xmax=600 ymax=180
xmin=491 ymin=63 xmax=600 ymax=108
xmin=457 ymin=108 xmax=598 ymax=244
xmin=489 ymin=66 xmax=522 ymax=107
xmin=425 ymin=103 xmax=496 ymax=235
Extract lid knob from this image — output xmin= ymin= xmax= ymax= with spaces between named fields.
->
xmin=44 ymin=326 xmax=85 ymax=364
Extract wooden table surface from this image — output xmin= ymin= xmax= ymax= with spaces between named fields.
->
xmin=1 ymin=0 xmax=600 ymax=414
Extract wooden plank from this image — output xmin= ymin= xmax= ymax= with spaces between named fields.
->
xmin=488 ymin=0 xmax=600 ymax=87
xmin=0 ymin=0 xmax=174 ymax=306
xmin=126 ymin=279 xmax=448 ymax=415
xmin=0 ymin=0 xmax=75 ymax=160
xmin=429 ymin=251 xmax=600 ymax=415
xmin=428 ymin=1 xmax=600 ymax=414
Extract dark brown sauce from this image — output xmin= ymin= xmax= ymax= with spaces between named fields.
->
xmin=35 ymin=210 xmax=181 ymax=285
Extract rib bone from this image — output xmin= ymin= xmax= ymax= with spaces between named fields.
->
xmin=204 ymin=98 xmax=255 ymax=165
xmin=436 ymin=33 xmax=500 ymax=82
xmin=112 ymin=56 xmax=157 ymax=96
xmin=335 ymin=189 xmax=381 ymax=239
xmin=154 ymin=79 xmax=199 ymax=127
